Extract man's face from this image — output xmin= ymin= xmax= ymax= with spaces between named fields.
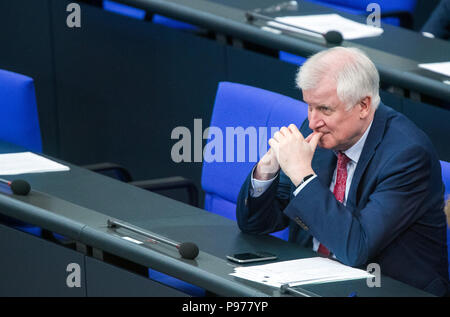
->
xmin=302 ymin=78 xmax=368 ymax=151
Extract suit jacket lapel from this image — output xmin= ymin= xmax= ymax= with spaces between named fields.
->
xmin=346 ymin=104 xmax=388 ymax=208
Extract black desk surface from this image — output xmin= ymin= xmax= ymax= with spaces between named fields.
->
xmin=0 ymin=141 xmax=433 ymax=296
xmin=212 ymin=0 xmax=450 ymax=62
xmin=114 ymin=0 xmax=450 ymax=101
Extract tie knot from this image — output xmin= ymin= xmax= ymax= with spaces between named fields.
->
xmin=337 ymin=152 xmax=350 ymax=167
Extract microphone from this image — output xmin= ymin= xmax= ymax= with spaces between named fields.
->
xmin=245 ymin=11 xmax=343 ymax=45
xmin=107 ymin=219 xmax=199 ymax=260
xmin=0 ymin=178 xmax=31 ymax=195
xmin=323 ymin=30 xmax=343 ymax=45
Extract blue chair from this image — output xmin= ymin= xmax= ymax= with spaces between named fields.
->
xmin=201 ymin=82 xmax=308 ymax=240
xmin=0 ymin=69 xmax=42 ymax=236
xmin=0 ymin=69 xmax=42 ymax=153
xmin=307 ymin=0 xmax=417 ymax=28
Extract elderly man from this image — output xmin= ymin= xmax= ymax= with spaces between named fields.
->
xmin=236 ymin=47 xmax=449 ymax=296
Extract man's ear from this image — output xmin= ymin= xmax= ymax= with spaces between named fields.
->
xmin=359 ymin=96 xmax=372 ymax=119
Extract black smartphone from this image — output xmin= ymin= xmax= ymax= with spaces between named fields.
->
xmin=226 ymin=251 xmax=277 ymax=263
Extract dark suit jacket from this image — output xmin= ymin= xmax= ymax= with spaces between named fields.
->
xmin=236 ymin=103 xmax=449 ymax=296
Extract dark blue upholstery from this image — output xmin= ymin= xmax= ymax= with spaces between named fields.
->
xmin=201 ymin=82 xmax=308 ymax=240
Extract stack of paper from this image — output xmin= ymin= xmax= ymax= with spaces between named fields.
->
xmin=230 ymin=257 xmax=374 ymax=288
xmin=0 ymin=152 xmax=70 ymax=175
xmin=268 ymin=14 xmax=384 ymax=40
xmin=418 ymin=62 xmax=450 ymax=78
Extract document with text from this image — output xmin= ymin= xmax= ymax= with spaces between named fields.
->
xmin=230 ymin=257 xmax=374 ymax=288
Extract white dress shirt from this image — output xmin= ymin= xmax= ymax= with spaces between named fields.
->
xmin=250 ymin=121 xmax=373 ymax=253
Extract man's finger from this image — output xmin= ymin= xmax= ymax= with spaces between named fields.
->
xmin=305 ymin=132 xmax=314 ymax=143
xmin=308 ymin=132 xmax=323 ymax=152
xmin=280 ymin=126 xmax=290 ymax=137
xmin=288 ymin=124 xmax=303 ymax=139
xmin=268 ymin=138 xmax=279 ymax=152
xmin=273 ymin=131 xmax=283 ymax=142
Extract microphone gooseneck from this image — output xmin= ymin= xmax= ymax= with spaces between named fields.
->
xmin=245 ymin=11 xmax=343 ymax=45
xmin=107 ymin=219 xmax=199 ymax=260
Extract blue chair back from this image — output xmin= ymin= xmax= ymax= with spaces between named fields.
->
xmin=201 ymin=82 xmax=308 ymax=240
xmin=0 ymin=69 xmax=42 ymax=236
xmin=0 ymin=69 xmax=42 ymax=153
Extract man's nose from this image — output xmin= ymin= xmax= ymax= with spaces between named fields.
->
xmin=308 ymin=109 xmax=325 ymax=130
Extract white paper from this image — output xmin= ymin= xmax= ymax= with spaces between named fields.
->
xmin=230 ymin=257 xmax=374 ymax=288
xmin=0 ymin=152 xmax=70 ymax=175
xmin=418 ymin=62 xmax=450 ymax=78
xmin=268 ymin=14 xmax=384 ymax=40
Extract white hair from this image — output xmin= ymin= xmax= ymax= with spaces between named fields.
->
xmin=296 ymin=47 xmax=380 ymax=110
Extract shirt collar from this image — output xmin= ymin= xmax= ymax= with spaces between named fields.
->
xmin=336 ymin=120 xmax=373 ymax=164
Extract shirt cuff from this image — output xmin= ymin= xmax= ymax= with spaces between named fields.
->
xmin=250 ymin=165 xmax=278 ymax=198
xmin=292 ymin=174 xmax=317 ymax=196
